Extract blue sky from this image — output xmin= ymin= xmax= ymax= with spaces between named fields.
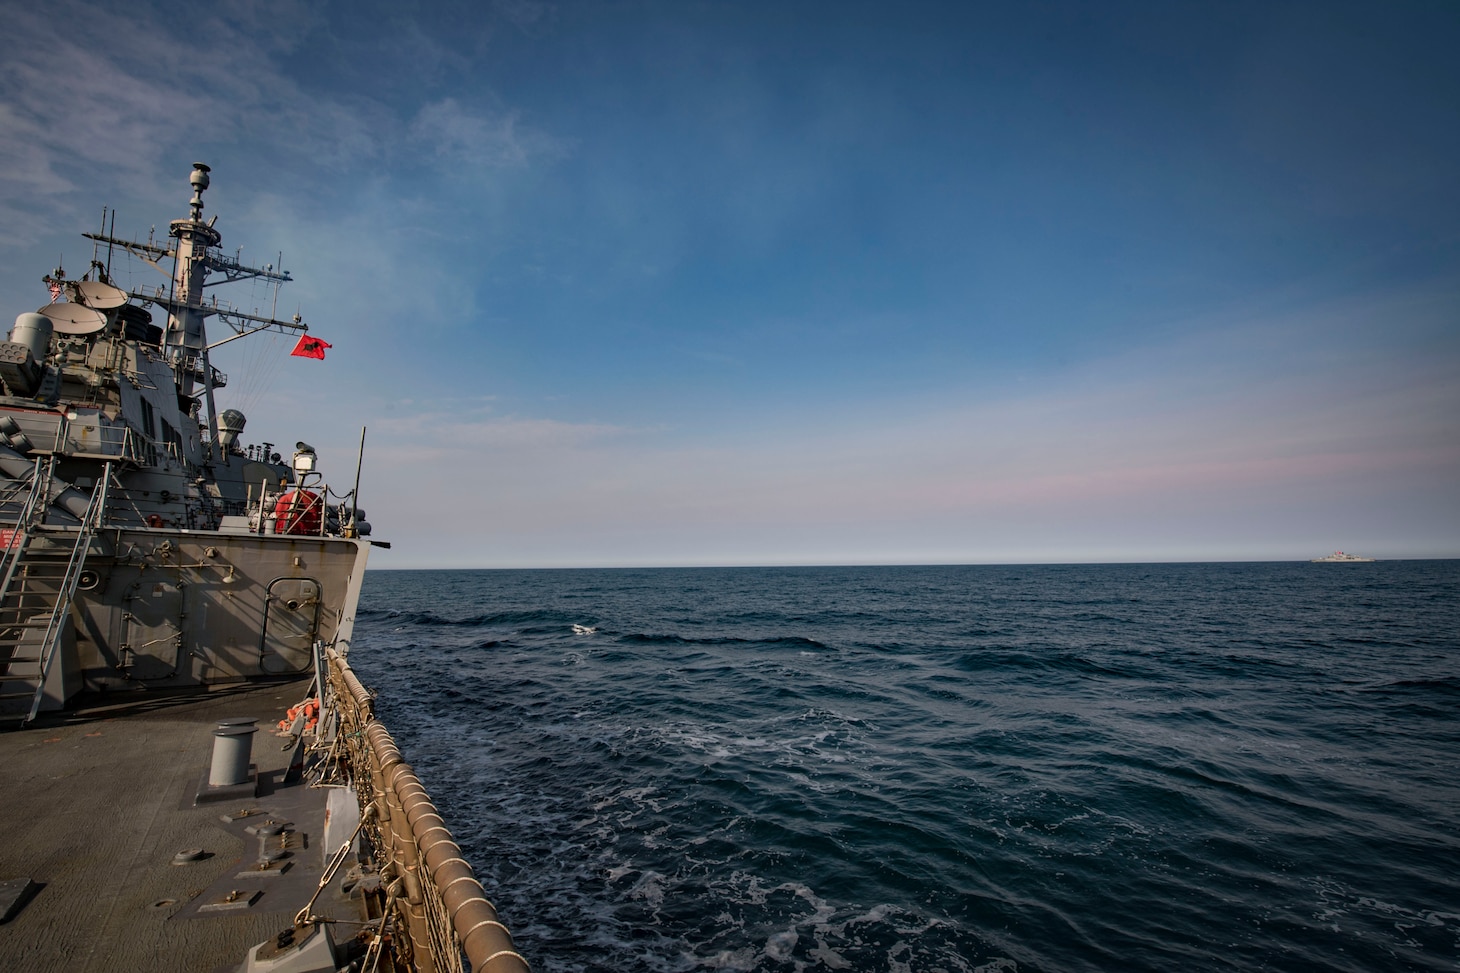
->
xmin=1 ymin=0 xmax=1456 ymax=567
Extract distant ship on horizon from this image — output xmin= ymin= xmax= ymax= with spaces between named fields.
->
xmin=1311 ymin=551 xmax=1376 ymax=562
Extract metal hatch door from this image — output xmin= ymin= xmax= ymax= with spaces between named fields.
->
xmin=124 ymin=579 xmax=185 ymax=680
xmin=260 ymin=578 xmax=321 ymax=673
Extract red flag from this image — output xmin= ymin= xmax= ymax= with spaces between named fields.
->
xmin=291 ymin=335 xmax=331 ymax=359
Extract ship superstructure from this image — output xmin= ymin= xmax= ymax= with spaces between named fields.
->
xmin=0 ymin=164 xmax=372 ymax=720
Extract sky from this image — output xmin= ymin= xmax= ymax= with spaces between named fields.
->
xmin=0 ymin=0 xmax=1456 ymax=568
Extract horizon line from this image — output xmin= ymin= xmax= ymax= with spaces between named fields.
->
xmin=363 ymin=555 xmax=1457 ymax=571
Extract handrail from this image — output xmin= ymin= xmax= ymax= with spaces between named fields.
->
xmin=325 ymin=647 xmax=530 ymax=973
xmin=179 ymin=353 xmax=228 ymax=388
xmin=32 ymin=412 xmax=147 ymax=463
xmin=0 ymin=456 xmax=49 ymax=608
xmin=27 ymin=465 xmax=110 ymax=722
xmin=255 ymin=482 xmax=341 ymax=537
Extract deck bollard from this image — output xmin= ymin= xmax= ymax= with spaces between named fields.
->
xmin=209 ymin=722 xmax=259 ymax=786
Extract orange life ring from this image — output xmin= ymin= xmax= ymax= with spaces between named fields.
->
xmin=146 ymin=514 xmax=164 ymax=528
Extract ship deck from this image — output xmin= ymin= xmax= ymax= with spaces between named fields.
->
xmin=0 ymin=680 xmax=366 ymax=972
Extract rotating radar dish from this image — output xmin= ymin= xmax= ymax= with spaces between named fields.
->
xmin=39 ymin=302 xmax=106 ymax=334
xmin=75 ymin=280 xmax=129 ymax=309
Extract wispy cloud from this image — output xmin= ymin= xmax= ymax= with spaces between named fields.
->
xmin=409 ymin=98 xmax=569 ymax=170
xmin=374 ymin=404 xmax=629 ymax=454
xmin=492 ymin=0 xmax=556 ymax=35
xmin=0 ymin=0 xmax=561 ymax=235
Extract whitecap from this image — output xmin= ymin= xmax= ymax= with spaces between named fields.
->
xmin=764 ymin=930 xmax=798 ymax=960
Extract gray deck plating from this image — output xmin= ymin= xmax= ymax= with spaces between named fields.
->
xmin=0 ymin=681 xmax=365 ymax=972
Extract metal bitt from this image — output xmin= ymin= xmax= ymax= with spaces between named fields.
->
xmin=209 ymin=721 xmax=259 ymax=787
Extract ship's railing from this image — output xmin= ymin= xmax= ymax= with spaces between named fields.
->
xmin=6 ymin=412 xmax=148 ymax=464
xmin=250 ymin=482 xmax=363 ymax=538
xmin=325 ymin=647 xmax=530 ymax=973
xmin=64 ymin=421 xmax=148 ymax=465
xmin=178 ymin=353 xmax=228 ymax=389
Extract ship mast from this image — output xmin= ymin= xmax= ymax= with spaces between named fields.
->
xmin=167 ymin=163 xmax=221 ymax=396
xmin=83 ymin=164 xmax=313 ymax=462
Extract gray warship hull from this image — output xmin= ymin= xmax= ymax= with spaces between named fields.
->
xmin=10 ymin=524 xmax=369 ymax=714
xmin=0 ymin=165 xmax=529 ymax=972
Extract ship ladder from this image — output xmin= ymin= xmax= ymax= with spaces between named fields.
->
xmin=0 ymin=463 xmax=110 ymax=724
xmin=0 ymin=457 xmax=53 ymax=607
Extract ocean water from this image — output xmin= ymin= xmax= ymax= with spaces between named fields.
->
xmin=349 ymin=562 xmax=1460 ymax=973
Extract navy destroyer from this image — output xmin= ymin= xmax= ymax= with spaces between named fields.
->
xmin=0 ymin=166 xmax=527 ymax=972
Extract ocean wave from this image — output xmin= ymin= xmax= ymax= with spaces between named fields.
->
xmin=359 ymin=607 xmax=573 ymax=628
xmin=1365 ymin=674 xmax=1460 ymax=695
xmin=617 ymin=633 xmax=831 ymax=651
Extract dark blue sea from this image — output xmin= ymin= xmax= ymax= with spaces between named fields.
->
xmin=350 ymin=562 xmax=1460 ymax=973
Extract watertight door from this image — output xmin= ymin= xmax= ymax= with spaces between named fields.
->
xmin=260 ymin=578 xmax=321 ymax=673
xmin=125 ymin=579 xmax=185 ymax=679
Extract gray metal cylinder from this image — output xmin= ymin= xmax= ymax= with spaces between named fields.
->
xmin=10 ymin=313 xmax=52 ymax=361
xmin=209 ymin=724 xmax=258 ymax=786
